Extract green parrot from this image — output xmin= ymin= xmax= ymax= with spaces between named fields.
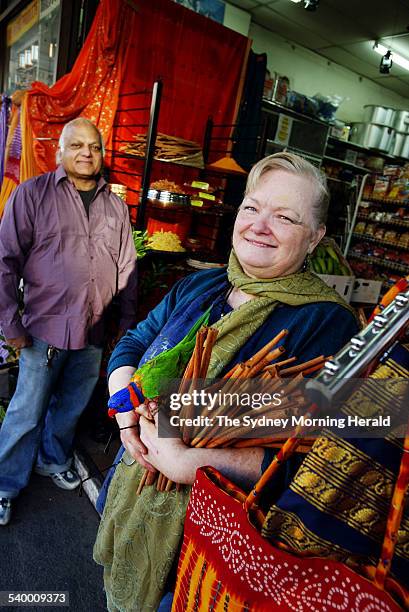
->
xmin=107 ymin=307 xmax=211 ymax=417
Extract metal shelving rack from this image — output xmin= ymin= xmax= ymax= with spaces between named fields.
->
xmin=107 ymin=79 xmax=162 ymax=229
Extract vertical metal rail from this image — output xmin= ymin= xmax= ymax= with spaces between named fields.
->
xmin=137 ymin=79 xmax=163 ymax=229
xmin=343 ymin=172 xmax=369 ymax=258
xmin=202 ymin=116 xmax=213 ymax=165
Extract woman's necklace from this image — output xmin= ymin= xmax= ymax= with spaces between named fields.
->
xmin=220 ymin=285 xmax=234 ymax=317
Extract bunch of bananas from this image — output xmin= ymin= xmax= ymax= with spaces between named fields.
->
xmin=311 ymin=243 xmax=351 ymax=276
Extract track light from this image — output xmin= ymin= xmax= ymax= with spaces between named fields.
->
xmin=304 ymin=0 xmax=319 ymax=10
xmin=379 ymin=50 xmax=393 ymax=74
xmin=374 ymin=42 xmax=409 ymax=73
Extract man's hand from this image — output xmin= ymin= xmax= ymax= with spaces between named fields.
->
xmin=115 ymin=410 xmax=156 ymax=472
xmin=5 ymin=335 xmax=32 ymax=349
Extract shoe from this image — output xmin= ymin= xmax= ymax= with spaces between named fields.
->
xmin=0 ymin=498 xmax=12 ymax=526
xmin=50 ymin=469 xmax=81 ymax=491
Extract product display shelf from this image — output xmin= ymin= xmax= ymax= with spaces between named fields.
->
xmin=363 ymin=197 xmax=409 ymax=207
xmin=110 ymin=151 xmax=205 ymax=171
xmin=109 ymin=81 xmax=163 ymax=229
xmin=351 ymin=233 xmax=409 ymax=251
xmin=349 ymin=252 xmax=409 ymax=274
xmin=356 ymin=214 xmax=409 ymax=229
xmin=322 ymin=154 xmax=369 ymax=173
xmin=326 ymin=176 xmax=354 ymax=186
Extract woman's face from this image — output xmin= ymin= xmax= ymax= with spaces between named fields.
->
xmin=233 ymin=169 xmax=325 ymax=279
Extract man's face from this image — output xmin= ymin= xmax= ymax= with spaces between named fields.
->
xmin=59 ymin=123 xmax=103 ymax=181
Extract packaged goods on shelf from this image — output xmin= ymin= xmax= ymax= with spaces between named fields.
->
xmin=372 ymin=176 xmax=389 ymax=198
xmin=354 ymin=221 xmax=366 ymax=234
xmin=365 ymin=156 xmax=384 ymax=173
xmin=383 ymin=164 xmax=402 ymax=177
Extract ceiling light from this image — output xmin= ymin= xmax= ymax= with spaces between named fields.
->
xmin=374 ymin=42 xmax=409 ymax=72
xmin=304 ymin=0 xmax=319 ymax=10
xmin=289 ymin=0 xmax=303 ymax=3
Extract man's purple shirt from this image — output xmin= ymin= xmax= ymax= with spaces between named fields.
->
xmin=0 ymin=165 xmax=137 ymax=349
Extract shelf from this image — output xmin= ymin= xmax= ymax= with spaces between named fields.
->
xmin=356 ymin=214 xmax=409 ymax=229
xmin=108 ymin=150 xmax=205 ymax=170
xmin=351 ymin=233 xmax=409 ymax=251
xmin=323 ymin=155 xmax=369 ymax=173
xmin=349 ymin=252 xmax=409 ymax=273
xmin=327 ymin=136 xmax=372 ymax=154
xmin=363 ymin=197 xmax=409 ymax=207
xmin=327 ymin=136 xmax=407 ymax=162
xmin=325 ymin=176 xmax=354 ymax=185
xmin=261 ymin=99 xmax=328 ymax=127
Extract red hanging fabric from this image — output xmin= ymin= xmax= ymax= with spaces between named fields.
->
xmin=110 ymin=0 xmax=249 ymax=205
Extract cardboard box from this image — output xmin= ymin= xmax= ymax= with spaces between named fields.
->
xmin=351 ymin=279 xmax=382 ymax=304
xmin=318 ymin=274 xmax=355 ymax=303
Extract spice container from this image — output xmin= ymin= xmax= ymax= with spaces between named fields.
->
xmin=146 ymin=189 xmax=191 ymax=244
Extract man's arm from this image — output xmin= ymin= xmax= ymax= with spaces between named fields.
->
xmin=0 ymin=183 xmax=35 ymax=346
xmin=116 ymin=205 xmax=138 ymax=332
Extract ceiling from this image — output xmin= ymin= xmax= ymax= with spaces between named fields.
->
xmin=228 ymin=0 xmax=409 ymax=98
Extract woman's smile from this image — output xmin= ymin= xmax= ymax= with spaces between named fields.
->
xmin=244 ymin=237 xmax=276 ymax=248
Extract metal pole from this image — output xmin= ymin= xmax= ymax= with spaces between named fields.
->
xmin=137 ymin=79 xmax=163 ymax=229
xmin=343 ymin=173 xmax=369 ymax=258
xmin=203 ymin=116 xmax=213 ymax=165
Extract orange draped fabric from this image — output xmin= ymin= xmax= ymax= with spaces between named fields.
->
xmin=27 ymin=0 xmax=136 ymax=174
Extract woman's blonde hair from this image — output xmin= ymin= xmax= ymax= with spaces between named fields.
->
xmin=245 ymin=152 xmax=329 ymax=228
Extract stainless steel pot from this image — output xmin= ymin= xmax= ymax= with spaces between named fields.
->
xmin=363 ymin=105 xmax=396 ymax=127
xmin=147 ymin=189 xmax=190 ymax=207
xmin=388 ymin=131 xmax=409 ymax=158
xmin=349 ymin=122 xmax=394 ymax=152
xmin=401 ymin=135 xmax=409 ymax=159
xmin=394 ymin=110 xmax=409 ymax=133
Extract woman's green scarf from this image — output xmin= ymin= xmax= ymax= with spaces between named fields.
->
xmin=208 ymin=250 xmax=355 ymax=378
xmin=93 ymin=250 xmax=355 ymax=611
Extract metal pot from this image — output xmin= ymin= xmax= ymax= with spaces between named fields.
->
xmin=363 ymin=105 xmax=396 ymax=127
xmin=388 ymin=131 xmax=409 ymax=158
xmin=147 ymin=190 xmax=190 ymax=207
xmin=394 ymin=110 xmax=409 ymax=133
xmin=401 ymin=134 xmax=409 ymax=159
xmin=349 ymin=122 xmax=394 ymax=152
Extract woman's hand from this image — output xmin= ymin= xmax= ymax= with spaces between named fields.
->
xmin=139 ymin=414 xmax=190 ymax=482
xmin=115 ymin=410 xmax=156 ymax=472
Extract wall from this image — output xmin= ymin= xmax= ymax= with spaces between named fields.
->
xmin=250 ymin=23 xmax=409 ymax=123
xmin=223 ymin=2 xmax=251 ymax=37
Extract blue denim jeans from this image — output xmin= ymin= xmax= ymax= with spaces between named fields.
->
xmin=0 ymin=337 xmax=102 ymax=498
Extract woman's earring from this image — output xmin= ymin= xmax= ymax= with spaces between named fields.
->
xmin=301 ymin=254 xmax=310 ymax=272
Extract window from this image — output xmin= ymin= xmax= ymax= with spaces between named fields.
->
xmin=6 ymin=0 xmax=61 ymax=93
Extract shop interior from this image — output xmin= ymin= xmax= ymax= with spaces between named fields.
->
xmin=0 ymin=0 xmax=409 ymax=518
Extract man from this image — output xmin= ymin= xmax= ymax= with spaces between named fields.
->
xmin=0 ymin=118 xmax=137 ymax=525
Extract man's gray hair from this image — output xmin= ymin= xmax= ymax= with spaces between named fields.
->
xmin=56 ymin=117 xmax=105 ymax=164
xmin=245 ymin=152 xmax=329 ymax=228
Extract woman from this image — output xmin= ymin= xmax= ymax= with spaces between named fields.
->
xmin=94 ymin=153 xmax=359 ymax=611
